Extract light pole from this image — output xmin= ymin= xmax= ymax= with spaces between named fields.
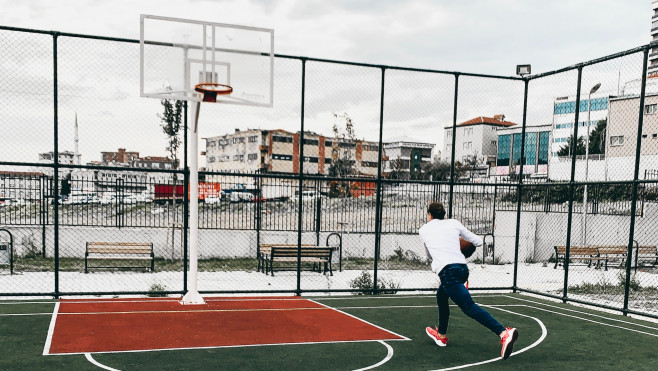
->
xmin=582 ymin=83 xmax=600 ymax=246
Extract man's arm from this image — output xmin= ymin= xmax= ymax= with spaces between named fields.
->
xmin=423 ymin=243 xmax=432 ymax=261
xmin=457 ymin=222 xmax=483 ymax=246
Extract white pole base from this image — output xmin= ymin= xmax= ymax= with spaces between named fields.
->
xmin=180 ymin=290 xmax=206 ymax=305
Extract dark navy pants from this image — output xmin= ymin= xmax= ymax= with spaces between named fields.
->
xmin=436 ymin=263 xmax=506 ymax=336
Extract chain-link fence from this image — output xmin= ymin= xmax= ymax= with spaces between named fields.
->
xmin=1 ymin=25 xmax=657 ymax=319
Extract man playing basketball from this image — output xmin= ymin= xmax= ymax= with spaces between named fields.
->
xmin=419 ymin=202 xmax=519 ymax=360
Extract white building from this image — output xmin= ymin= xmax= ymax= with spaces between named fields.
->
xmin=443 ymin=115 xmax=516 ymax=165
xmin=382 ymin=137 xmax=435 ymax=179
xmin=551 ymin=95 xmax=609 ymax=158
xmin=38 ymin=151 xmax=81 ymax=165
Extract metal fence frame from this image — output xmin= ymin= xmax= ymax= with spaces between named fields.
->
xmin=0 ymin=25 xmax=657 ymax=320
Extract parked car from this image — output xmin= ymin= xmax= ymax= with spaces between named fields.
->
xmin=230 ymin=192 xmax=253 ymax=203
xmin=205 ymin=195 xmax=221 ymax=204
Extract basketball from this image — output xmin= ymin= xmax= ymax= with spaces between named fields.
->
xmin=460 ymin=237 xmax=476 ymax=258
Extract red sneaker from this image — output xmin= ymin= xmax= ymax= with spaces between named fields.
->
xmin=425 ymin=326 xmax=448 ymax=347
xmin=500 ymin=327 xmax=519 ymax=360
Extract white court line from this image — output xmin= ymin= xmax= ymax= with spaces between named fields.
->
xmin=308 ymin=299 xmax=411 ymax=341
xmin=42 ymin=301 xmax=60 ymax=356
xmin=46 ymin=338 xmax=405 ymax=356
xmin=335 ymin=304 xmax=524 ymax=310
xmin=516 ymin=303 xmax=658 ymax=338
xmin=55 ymin=307 xmax=333 ymax=316
xmin=56 ymin=297 xmax=310 ymax=305
xmin=0 ymin=312 xmax=52 ymax=317
xmin=504 ymin=295 xmax=658 ymax=332
xmin=354 ymin=341 xmax=394 ymax=371
xmin=85 ymin=353 xmax=121 ymax=371
xmin=316 ymin=294 xmax=505 ymax=301
xmin=0 ymin=301 xmax=57 ymax=305
xmin=429 ymin=305 xmax=548 ymax=371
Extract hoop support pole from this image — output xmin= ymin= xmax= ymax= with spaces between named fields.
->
xmin=181 ymin=100 xmax=205 ymax=305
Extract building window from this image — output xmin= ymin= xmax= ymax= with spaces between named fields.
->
xmin=646 ymin=104 xmax=657 ymax=115
xmin=338 ymin=142 xmax=356 ymax=148
xmin=303 ymin=156 xmax=319 ymax=163
xmin=233 ymin=155 xmax=244 ymax=161
xmin=653 ymin=134 xmax=658 ymax=139
xmin=247 ymin=153 xmax=258 ymax=161
xmin=325 ymin=158 xmax=332 ymax=164
xmin=491 ymin=140 xmax=497 ymax=146
xmin=208 ymin=157 xmax=215 ymax=163
xmin=272 ymin=135 xmax=293 ymax=143
xmin=219 ymin=139 xmax=228 ymax=146
xmin=248 ymin=135 xmax=259 ymax=143
xmin=363 ymin=145 xmax=378 ymax=151
xmin=463 ymin=142 xmax=472 ymax=150
xmin=446 ymin=131 xmax=452 ymax=138
xmin=272 ymin=154 xmax=292 ymax=161
xmin=233 ymin=137 xmax=245 ymax=144
xmin=610 ymin=136 xmax=624 ymax=146
xmin=497 ymin=134 xmax=510 ymax=167
xmin=207 ymin=141 xmax=216 ymax=147
xmin=303 ymin=139 xmax=319 ymax=146
xmin=325 ymin=141 xmax=333 ymax=147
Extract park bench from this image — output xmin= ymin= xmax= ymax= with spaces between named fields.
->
xmin=633 ymin=245 xmax=658 ymax=269
xmin=257 ymin=243 xmax=315 ymax=273
xmin=554 ymin=246 xmax=609 ymax=270
xmin=85 ymin=242 xmax=155 ymax=273
xmin=265 ymin=245 xmax=334 ymax=276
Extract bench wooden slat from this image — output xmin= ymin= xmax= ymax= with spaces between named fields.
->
xmin=85 ymin=242 xmax=154 ymax=273
xmin=554 ymin=245 xmax=608 ymax=270
xmin=264 ymin=245 xmax=333 ymax=276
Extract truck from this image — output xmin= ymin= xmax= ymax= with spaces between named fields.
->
xmin=154 ymin=182 xmax=221 ymax=204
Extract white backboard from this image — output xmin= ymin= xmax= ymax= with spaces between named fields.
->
xmin=140 ymin=14 xmax=274 ymax=106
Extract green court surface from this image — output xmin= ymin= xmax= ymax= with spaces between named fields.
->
xmin=1 ymin=293 xmax=656 ymax=370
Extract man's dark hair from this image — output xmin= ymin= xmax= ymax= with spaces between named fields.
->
xmin=428 ymin=202 xmax=446 ymax=220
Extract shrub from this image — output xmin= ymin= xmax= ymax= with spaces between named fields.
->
xmin=147 ymin=283 xmax=167 ymax=297
xmin=349 ymin=270 xmax=400 ymax=295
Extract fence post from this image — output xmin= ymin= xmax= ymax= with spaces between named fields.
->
xmin=52 ymin=32 xmax=60 ymax=298
xmin=182 ymin=101 xmax=189 ymax=293
xmin=40 ymin=175 xmax=47 ymax=257
xmin=448 ymin=73 xmax=459 ymax=218
xmin=315 ymin=179 xmax=321 ymax=246
xmin=512 ymin=78 xmax=529 ymax=292
xmin=372 ymin=66 xmax=386 ymax=294
xmin=295 ymin=58 xmax=307 ymax=296
xmin=563 ymin=64 xmax=584 ymax=303
xmin=623 ymin=47 xmax=649 ymax=315
xmin=256 ymin=175 xmax=262 ymax=257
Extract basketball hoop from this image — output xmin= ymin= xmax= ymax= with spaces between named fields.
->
xmin=194 ymin=83 xmax=233 ymax=103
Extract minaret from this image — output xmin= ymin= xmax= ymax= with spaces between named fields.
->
xmin=74 ymin=112 xmax=79 ymax=165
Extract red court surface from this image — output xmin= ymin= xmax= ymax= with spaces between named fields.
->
xmin=44 ymin=297 xmax=407 ymax=354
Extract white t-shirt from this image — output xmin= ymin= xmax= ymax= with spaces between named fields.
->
xmin=419 ymin=218 xmax=483 ymax=274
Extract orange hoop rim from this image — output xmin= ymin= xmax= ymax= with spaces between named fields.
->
xmin=194 ymin=82 xmax=233 ymax=95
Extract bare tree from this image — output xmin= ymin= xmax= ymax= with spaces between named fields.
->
xmin=329 ymin=113 xmax=357 ymax=197
xmin=159 ymin=96 xmax=183 ymax=259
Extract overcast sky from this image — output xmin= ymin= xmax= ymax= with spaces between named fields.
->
xmin=1 ymin=0 xmax=651 ymax=75
xmin=0 ymin=0 xmax=654 ymax=165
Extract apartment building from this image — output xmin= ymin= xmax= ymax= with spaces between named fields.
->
xmin=443 ymin=114 xmax=516 ymax=165
xmin=204 ymin=129 xmax=382 ymax=177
